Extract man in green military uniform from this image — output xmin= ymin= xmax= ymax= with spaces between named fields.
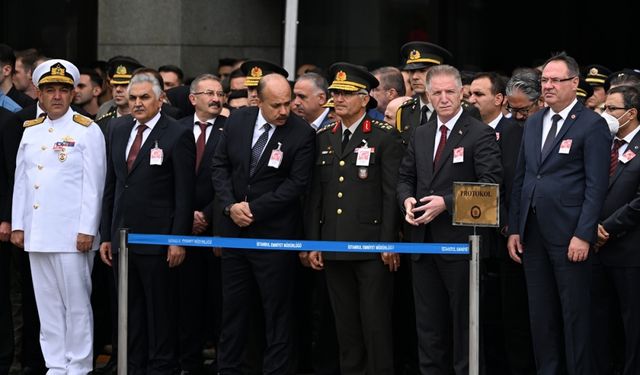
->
xmin=396 ymin=42 xmax=479 ymax=144
xmin=240 ymin=59 xmax=288 ymax=107
xmin=306 ymin=62 xmax=404 ymax=374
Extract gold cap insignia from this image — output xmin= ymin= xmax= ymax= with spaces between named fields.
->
xmin=336 ymin=70 xmax=347 ymax=81
xmin=250 ymin=66 xmax=263 ymax=78
xmin=589 ymin=67 xmax=598 ymax=76
xmin=116 ymin=65 xmax=128 ymax=75
xmin=409 ymin=50 xmax=421 ymax=61
xmin=51 ymin=64 xmax=65 ymax=77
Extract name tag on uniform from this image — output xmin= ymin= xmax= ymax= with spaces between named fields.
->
xmin=559 ymin=139 xmax=572 ymax=154
xmin=150 ymin=141 xmax=163 ymax=165
xmin=268 ymin=142 xmax=283 ymax=168
xmin=620 ymin=150 xmax=636 ymax=164
xmin=356 ymin=147 xmax=372 ymax=166
xmin=453 ymin=147 xmax=464 ymax=163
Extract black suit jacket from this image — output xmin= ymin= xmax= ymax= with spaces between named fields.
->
xmin=599 ymin=131 xmax=640 ymax=267
xmin=101 ymin=113 xmax=196 ymax=254
xmin=397 ymin=110 xmax=502 ymax=258
xmin=177 ymin=115 xmax=226 ymax=226
xmin=211 ymin=106 xmax=315 ymax=240
xmin=0 ymin=107 xmax=22 ymax=222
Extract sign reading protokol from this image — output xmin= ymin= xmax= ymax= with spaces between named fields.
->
xmin=452 ymin=182 xmax=499 ymax=227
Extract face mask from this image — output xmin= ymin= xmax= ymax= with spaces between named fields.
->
xmin=617 ymin=109 xmax=632 ymax=130
xmin=601 ymin=111 xmax=619 ymax=136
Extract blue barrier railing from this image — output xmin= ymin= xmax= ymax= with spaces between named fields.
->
xmin=127 ymin=234 xmax=469 ymax=254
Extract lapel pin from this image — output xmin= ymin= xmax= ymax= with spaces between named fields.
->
xmin=571 ymin=114 xmax=576 ymax=119
xmin=458 ymin=130 xmax=463 ymax=135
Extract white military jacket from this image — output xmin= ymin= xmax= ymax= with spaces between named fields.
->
xmin=12 ymin=108 xmax=106 ymax=252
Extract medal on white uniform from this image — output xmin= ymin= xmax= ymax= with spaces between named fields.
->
xmin=150 ymin=140 xmax=163 ymax=165
xmin=268 ymin=142 xmax=283 ymax=168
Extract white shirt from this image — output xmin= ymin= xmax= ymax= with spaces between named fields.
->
xmin=487 ymin=113 xmax=503 ymax=130
xmin=193 ymin=114 xmax=215 ymax=142
xmin=310 ymin=108 xmax=330 ymax=130
xmin=125 ymin=111 xmax=161 ymax=158
xmin=12 ymin=108 xmax=107 ymax=252
xmin=252 ymin=110 xmax=274 ymax=159
xmin=615 ymin=126 xmax=640 ymax=158
xmin=541 ymin=99 xmax=577 ymax=150
xmin=433 ymin=107 xmax=463 ymax=159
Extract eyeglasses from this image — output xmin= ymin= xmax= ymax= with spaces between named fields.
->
xmin=331 ymin=90 xmax=368 ymax=99
xmin=192 ymin=90 xmax=225 ymax=97
xmin=603 ymin=105 xmax=628 ymax=112
xmin=506 ymin=102 xmax=537 ymax=116
xmin=540 ymin=76 xmax=576 ymax=85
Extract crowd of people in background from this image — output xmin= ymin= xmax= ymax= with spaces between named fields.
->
xmin=1 ymin=40 xmax=640 ymax=375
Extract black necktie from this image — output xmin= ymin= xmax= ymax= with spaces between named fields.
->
xmin=541 ymin=114 xmax=562 ymax=156
xmin=342 ymin=129 xmax=351 ymax=153
xmin=250 ymin=123 xmax=271 ymax=176
xmin=421 ymin=105 xmax=429 ymax=124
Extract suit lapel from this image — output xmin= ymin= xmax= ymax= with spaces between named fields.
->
xmin=129 ymin=115 xmax=169 ymax=174
xmin=541 ymin=105 xmax=581 ymax=163
xmin=421 ymin=121 xmax=436 ymax=181
xmin=329 ymin=123 xmax=342 ymax=158
xmin=433 ymin=117 xmax=468 ymax=175
xmin=609 ymin=133 xmax=640 ymax=187
xmin=116 ymin=120 xmax=136 ymax=174
xmin=251 ymin=121 xmax=290 ymax=178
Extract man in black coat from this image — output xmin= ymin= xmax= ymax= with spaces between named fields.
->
xmin=397 ymin=64 xmax=502 ymax=375
xmin=175 ymin=74 xmax=226 ymax=375
xmin=211 ymin=73 xmax=315 ymax=375
xmin=99 ymin=71 xmax=195 ymax=375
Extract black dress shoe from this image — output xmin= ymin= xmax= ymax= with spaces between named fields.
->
xmin=22 ymin=366 xmax=47 ymax=375
xmin=92 ymin=357 xmax=117 ymax=375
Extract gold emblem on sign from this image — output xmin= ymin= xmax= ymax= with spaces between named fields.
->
xmin=116 ymin=65 xmax=127 ymax=75
xmin=589 ymin=67 xmax=598 ymax=75
xmin=452 ymin=182 xmax=499 ymax=227
xmin=409 ymin=50 xmax=421 ymax=61
xmin=336 ymin=70 xmax=347 ymax=81
xmin=250 ymin=66 xmax=263 ymax=78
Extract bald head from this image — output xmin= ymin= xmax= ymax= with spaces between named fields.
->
xmin=258 ymin=74 xmax=292 ymax=126
xmin=384 ymin=96 xmax=411 ymax=125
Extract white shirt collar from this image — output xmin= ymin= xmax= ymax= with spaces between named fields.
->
xmin=487 ymin=113 xmax=503 ymax=130
xmin=135 ymin=111 xmax=161 ymax=130
xmin=437 ymin=107 xmax=463 ymax=131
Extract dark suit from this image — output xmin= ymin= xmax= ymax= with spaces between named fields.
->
xmin=592 ymin=131 xmax=640 ymax=375
xmin=305 ymin=117 xmax=404 ymax=374
xmin=7 ymin=86 xmax=35 ymax=109
xmin=508 ymin=102 xmax=610 ymax=375
xmin=0 ymin=107 xmax=21 ymax=375
xmin=496 ymin=119 xmax=536 ymax=375
xmin=397 ymin=109 xmax=502 ymax=375
xmin=101 ymin=113 xmax=195 ymax=375
xmin=211 ymin=106 xmax=315 ymax=375
xmin=175 ymin=115 xmax=226 ymax=373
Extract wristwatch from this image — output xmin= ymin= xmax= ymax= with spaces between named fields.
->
xmin=223 ymin=204 xmax=233 ymax=216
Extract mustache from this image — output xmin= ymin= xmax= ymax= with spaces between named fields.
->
xmin=207 ymin=101 xmax=221 ymax=108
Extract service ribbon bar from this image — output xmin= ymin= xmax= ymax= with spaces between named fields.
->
xmin=127 ymin=234 xmax=469 ymax=255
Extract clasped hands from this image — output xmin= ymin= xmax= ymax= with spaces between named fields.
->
xmin=403 ymin=195 xmax=446 ymax=226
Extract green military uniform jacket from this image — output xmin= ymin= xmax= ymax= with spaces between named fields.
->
xmin=305 ymin=115 xmax=405 ymax=260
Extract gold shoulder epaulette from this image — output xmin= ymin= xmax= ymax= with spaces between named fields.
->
xmin=399 ymin=97 xmax=417 ymax=108
xmin=95 ymin=110 xmax=115 ymax=122
xmin=73 ymin=114 xmax=93 ymax=127
xmin=372 ymin=120 xmax=394 ymax=131
xmin=317 ymin=122 xmax=336 ymax=133
xmin=23 ymin=116 xmax=45 ymax=128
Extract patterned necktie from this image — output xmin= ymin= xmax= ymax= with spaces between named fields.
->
xmin=195 ymin=121 xmax=211 ymax=172
xmin=541 ymin=114 xmax=562 ymax=156
xmin=433 ymin=125 xmax=448 ymax=167
xmin=610 ymin=138 xmax=626 ymax=177
xmin=127 ymin=124 xmax=147 ymax=172
xmin=421 ymin=105 xmax=430 ymax=124
xmin=250 ymin=123 xmax=271 ymax=176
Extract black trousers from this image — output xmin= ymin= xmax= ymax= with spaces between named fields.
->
xmin=217 ymin=250 xmax=295 ymax=375
xmin=0 ymin=241 xmax=12 ymax=375
xmin=324 ymin=259 xmax=394 ymax=375
xmin=114 ymin=253 xmax=179 ymax=375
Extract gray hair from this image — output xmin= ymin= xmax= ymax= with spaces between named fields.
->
xmin=506 ymin=68 xmax=541 ymax=102
xmin=372 ymin=66 xmax=406 ymax=96
xmin=297 ymin=72 xmax=328 ymax=97
xmin=426 ymin=65 xmax=462 ymax=92
xmin=128 ymin=73 xmax=163 ymax=98
xmin=190 ymin=73 xmax=221 ymax=93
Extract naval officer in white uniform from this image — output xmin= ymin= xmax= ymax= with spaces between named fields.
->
xmin=11 ymin=59 xmax=106 ymax=375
